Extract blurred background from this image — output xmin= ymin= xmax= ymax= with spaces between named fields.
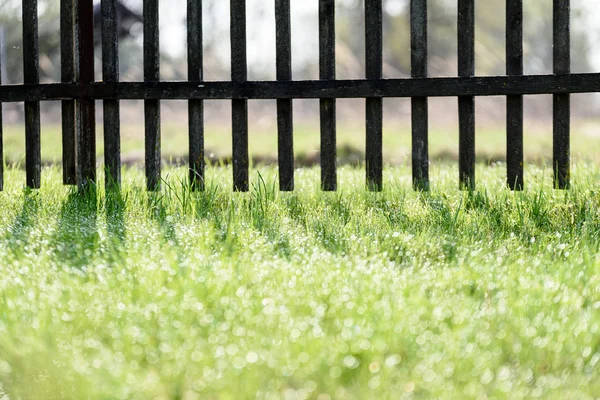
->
xmin=1 ymin=0 xmax=600 ymax=168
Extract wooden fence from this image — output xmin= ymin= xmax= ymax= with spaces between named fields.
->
xmin=0 ymin=0 xmax=589 ymax=192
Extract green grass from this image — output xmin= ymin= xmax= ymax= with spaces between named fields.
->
xmin=1 ymin=164 xmax=600 ymax=399
xmin=3 ymin=119 xmax=600 ymax=166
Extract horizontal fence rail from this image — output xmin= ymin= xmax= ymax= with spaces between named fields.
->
xmin=0 ymin=0 xmax=584 ymax=193
xmin=3 ymin=74 xmax=600 ymax=102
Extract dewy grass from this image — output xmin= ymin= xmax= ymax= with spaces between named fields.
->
xmin=1 ymin=164 xmax=600 ymax=399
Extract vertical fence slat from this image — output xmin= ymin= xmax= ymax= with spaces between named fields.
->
xmin=0 ymin=27 xmax=3 ymax=192
xmin=319 ymin=0 xmax=336 ymax=191
xmin=188 ymin=0 xmax=204 ymax=191
xmin=276 ymin=0 xmax=294 ymax=192
xmin=458 ymin=0 xmax=475 ymax=190
xmin=553 ymin=0 xmax=570 ymax=189
xmin=365 ymin=0 xmax=383 ymax=192
xmin=102 ymin=0 xmax=121 ymax=190
xmin=231 ymin=0 xmax=249 ymax=192
xmin=61 ymin=0 xmax=77 ymax=185
xmin=23 ymin=0 xmax=41 ymax=189
xmin=144 ymin=0 xmax=161 ymax=191
xmin=506 ymin=0 xmax=524 ymax=190
xmin=410 ymin=0 xmax=428 ymax=191
xmin=77 ymin=0 xmax=96 ymax=189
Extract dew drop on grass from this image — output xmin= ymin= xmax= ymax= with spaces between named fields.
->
xmin=385 ymin=354 xmax=402 ymax=368
xmin=246 ymin=352 xmax=258 ymax=364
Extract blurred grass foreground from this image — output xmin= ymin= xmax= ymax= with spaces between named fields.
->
xmin=1 ymin=165 xmax=600 ymax=398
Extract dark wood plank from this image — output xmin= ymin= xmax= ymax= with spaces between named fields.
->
xmin=276 ymin=0 xmax=294 ymax=192
xmin=231 ymin=0 xmax=249 ymax=192
xmin=0 ymin=97 xmax=2 ymax=191
xmin=319 ymin=0 xmax=336 ymax=191
xmin=553 ymin=0 xmax=570 ymax=189
xmin=77 ymin=0 xmax=97 ymax=190
xmin=144 ymin=0 xmax=161 ymax=191
xmin=411 ymin=0 xmax=428 ymax=191
xmin=23 ymin=0 xmax=41 ymax=189
xmin=506 ymin=0 xmax=524 ymax=190
xmin=188 ymin=0 xmax=205 ymax=191
xmin=9 ymin=73 xmax=600 ymax=102
xmin=365 ymin=0 xmax=383 ymax=192
xmin=102 ymin=0 xmax=121 ymax=190
xmin=0 ymin=29 xmax=3 ymax=192
xmin=458 ymin=0 xmax=475 ymax=190
xmin=61 ymin=0 xmax=77 ymax=185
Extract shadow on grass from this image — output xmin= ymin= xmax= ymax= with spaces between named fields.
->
xmin=148 ymin=191 xmax=177 ymax=243
xmin=6 ymin=189 xmax=40 ymax=257
xmin=52 ymin=187 xmax=98 ymax=270
xmin=105 ymin=188 xmax=127 ymax=266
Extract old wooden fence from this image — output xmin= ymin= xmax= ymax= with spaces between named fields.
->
xmin=0 ymin=0 xmax=591 ymax=192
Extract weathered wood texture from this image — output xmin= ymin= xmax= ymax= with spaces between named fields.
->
xmin=411 ymin=0 xmax=429 ymax=191
xmin=507 ymin=0 xmax=524 ymax=190
xmin=188 ymin=0 xmax=204 ymax=191
xmin=77 ymin=0 xmax=97 ymax=190
xmin=276 ymin=0 xmax=294 ymax=191
xmin=6 ymin=74 xmax=600 ymax=102
xmin=23 ymin=0 xmax=41 ymax=189
xmin=102 ymin=0 xmax=121 ymax=189
xmin=365 ymin=0 xmax=383 ymax=192
xmin=231 ymin=0 xmax=249 ymax=192
xmin=458 ymin=0 xmax=475 ymax=190
xmin=144 ymin=0 xmax=161 ymax=191
xmin=60 ymin=0 xmax=77 ymax=185
xmin=319 ymin=0 xmax=336 ymax=192
xmin=0 ymin=27 xmax=3 ymax=192
xmin=0 ymin=0 xmax=583 ymax=193
xmin=553 ymin=0 xmax=570 ymax=189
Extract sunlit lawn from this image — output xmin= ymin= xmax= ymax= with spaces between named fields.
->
xmin=3 ymin=117 xmax=600 ymax=167
xmin=1 ymin=163 xmax=600 ymax=399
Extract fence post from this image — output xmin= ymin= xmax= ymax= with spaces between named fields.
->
xmin=319 ymin=0 xmax=337 ymax=192
xmin=411 ymin=0 xmax=429 ymax=191
xmin=553 ymin=0 xmax=570 ymax=189
xmin=188 ymin=0 xmax=205 ymax=191
xmin=144 ymin=0 xmax=161 ymax=191
xmin=77 ymin=0 xmax=96 ymax=191
xmin=458 ymin=0 xmax=475 ymax=190
xmin=23 ymin=0 xmax=41 ymax=189
xmin=231 ymin=0 xmax=249 ymax=192
xmin=102 ymin=0 xmax=121 ymax=190
xmin=61 ymin=0 xmax=77 ymax=185
xmin=0 ymin=25 xmax=3 ymax=192
xmin=365 ymin=0 xmax=383 ymax=192
xmin=506 ymin=0 xmax=524 ymax=190
xmin=276 ymin=0 xmax=294 ymax=192
xmin=0 ymin=25 xmax=6 ymax=85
